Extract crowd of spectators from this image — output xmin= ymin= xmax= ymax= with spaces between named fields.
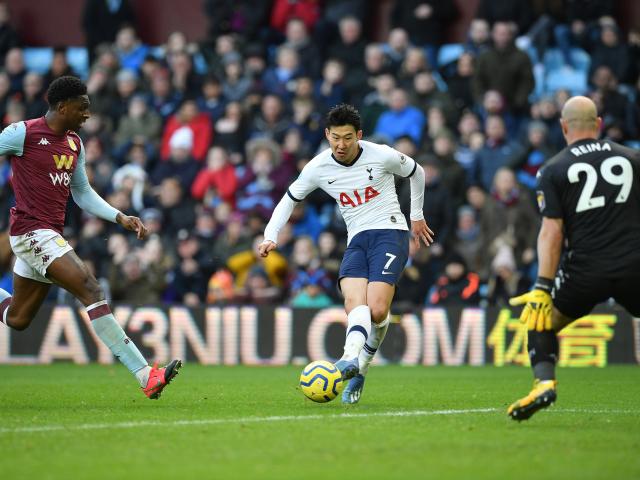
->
xmin=0 ymin=0 xmax=638 ymax=310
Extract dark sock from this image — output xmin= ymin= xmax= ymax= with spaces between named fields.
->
xmin=528 ymin=330 xmax=559 ymax=380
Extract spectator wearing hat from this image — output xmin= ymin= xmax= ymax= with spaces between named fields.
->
xmin=428 ymin=253 xmax=480 ymax=306
xmin=290 ymin=271 xmax=334 ymax=308
xmin=236 ymin=137 xmax=290 ymax=219
xmin=221 ymin=51 xmax=253 ymax=102
xmin=152 ymin=126 xmax=200 ymax=191
xmin=237 ymin=266 xmax=284 ymax=305
xmin=160 ymin=100 xmax=212 ymax=162
xmin=207 ymin=268 xmax=235 ymax=304
xmin=139 ymin=208 xmax=163 ymax=236
xmin=485 ymin=243 xmax=529 ymax=306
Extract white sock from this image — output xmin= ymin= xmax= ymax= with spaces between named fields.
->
xmin=358 ymin=313 xmax=390 ymax=376
xmin=87 ymin=301 xmax=149 ymax=386
xmin=135 ymin=366 xmax=152 ymax=387
xmin=341 ymin=305 xmax=371 ymax=360
xmin=0 ymin=288 xmax=11 ymax=325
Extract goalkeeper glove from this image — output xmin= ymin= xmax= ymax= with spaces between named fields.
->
xmin=509 ymin=277 xmax=554 ymax=331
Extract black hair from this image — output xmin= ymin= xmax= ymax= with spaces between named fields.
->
xmin=325 ymin=103 xmax=361 ymax=132
xmin=46 ymin=75 xmax=87 ymax=107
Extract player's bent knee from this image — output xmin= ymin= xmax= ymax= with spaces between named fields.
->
xmin=7 ymin=312 xmax=32 ymax=331
xmin=369 ymin=304 xmax=389 ymax=324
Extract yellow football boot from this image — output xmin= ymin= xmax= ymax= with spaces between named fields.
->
xmin=508 ymin=379 xmax=557 ymax=421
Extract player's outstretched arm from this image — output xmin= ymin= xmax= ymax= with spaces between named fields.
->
xmin=407 ymin=163 xmax=434 ymax=248
xmin=259 ymin=194 xmax=298 ymax=257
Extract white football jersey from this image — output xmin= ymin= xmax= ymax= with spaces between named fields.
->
xmin=288 ymin=140 xmax=418 ymax=244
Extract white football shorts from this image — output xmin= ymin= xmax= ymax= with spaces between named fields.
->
xmin=10 ymin=229 xmax=73 ymax=283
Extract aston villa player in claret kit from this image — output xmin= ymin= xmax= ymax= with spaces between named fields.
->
xmin=259 ymin=104 xmax=434 ymax=404
xmin=507 ymin=96 xmax=640 ymax=420
xmin=0 ymin=76 xmax=181 ymax=399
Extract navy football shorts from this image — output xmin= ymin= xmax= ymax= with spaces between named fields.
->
xmin=338 ymin=229 xmax=409 ymax=286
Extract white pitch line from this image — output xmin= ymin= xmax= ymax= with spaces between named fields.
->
xmin=0 ymin=408 xmax=497 ymax=434
xmin=2 ymin=407 xmax=638 ymax=435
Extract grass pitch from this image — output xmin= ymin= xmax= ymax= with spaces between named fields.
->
xmin=0 ymin=364 xmax=638 ymax=480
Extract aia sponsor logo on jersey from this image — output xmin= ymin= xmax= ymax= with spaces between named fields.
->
xmin=339 ymin=186 xmax=380 ymax=207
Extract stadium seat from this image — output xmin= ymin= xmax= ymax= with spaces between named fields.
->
xmin=543 ymin=47 xmax=591 ymax=73
xmin=23 ymin=47 xmax=53 ymax=74
xmin=569 ymin=47 xmax=590 ymax=72
xmin=544 ymin=66 xmax=588 ymax=96
xmin=67 ymin=47 xmax=89 ymax=79
xmin=542 ymin=48 xmax=564 ymax=71
xmin=437 ymin=43 xmax=464 ymax=68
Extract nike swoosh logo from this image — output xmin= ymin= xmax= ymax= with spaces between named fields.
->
xmin=328 ymin=179 xmax=337 ymax=184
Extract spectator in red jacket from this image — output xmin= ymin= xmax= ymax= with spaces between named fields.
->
xmin=160 ymin=100 xmax=213 ymax=161
xmin=270 ymin=0 xmax=322 ymax=35
xmin=191 ymin=146 xmax=238 ymax=208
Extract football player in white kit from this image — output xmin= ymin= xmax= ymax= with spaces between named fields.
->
xmin=259 ymin=104 xmax=433 ymax=404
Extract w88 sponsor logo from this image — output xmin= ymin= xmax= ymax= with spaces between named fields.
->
xmin=49 ymin=171 xmax=71 ymax=187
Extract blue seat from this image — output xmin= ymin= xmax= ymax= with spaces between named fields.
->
xmin=23 ymin=47 xmax=53 ymax=74
xmin=67 ymin=47 xmax=89 ymax=79
xmin=569 ymin=47 xmax=590 ymax=72
xmin=544 ymin=66 xmax=588 ymax=96
xmin=437 ymin=43 xmax=464 ymax=67
xmin=542 ymin=48 xmax=564 ymax=71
